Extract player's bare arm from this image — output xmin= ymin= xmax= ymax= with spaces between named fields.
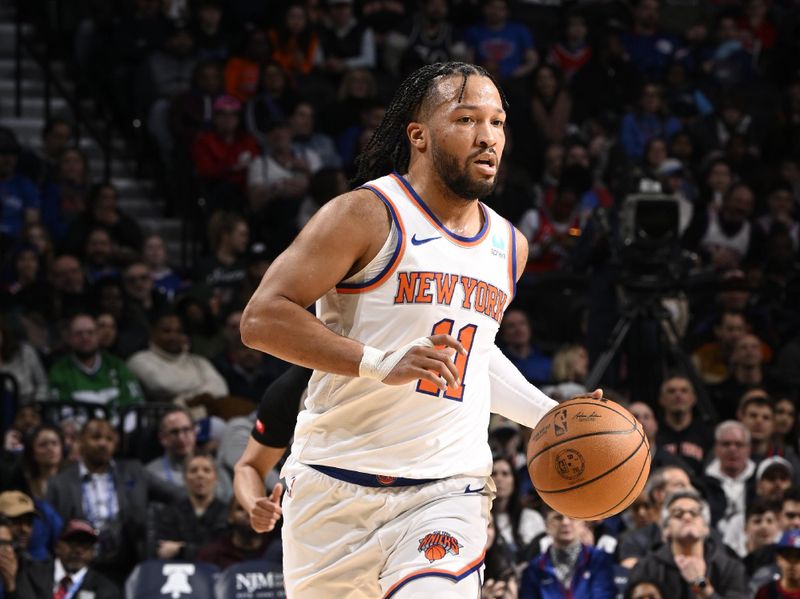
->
xmin=241 ymin=188 xmax=463 ymax=391
xmin=234 ymin=436 xmax=286 ymax=533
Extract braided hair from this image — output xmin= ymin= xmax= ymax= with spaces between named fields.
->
xmin=351 ymin=62 xmax=509 ymax=187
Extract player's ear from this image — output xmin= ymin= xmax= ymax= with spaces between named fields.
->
xmin=407 ymin=121 xmax=427 ymax=151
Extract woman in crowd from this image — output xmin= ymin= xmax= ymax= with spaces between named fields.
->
xmin=530 ymin=64 xmax=572 ymax=145
xmin=22 ymin=423 xmax=65 ymax=500
xmin=155 ymin=453 xmax=228 ymax=560
xmin=492 ymin=456 xmax=546 ymax=563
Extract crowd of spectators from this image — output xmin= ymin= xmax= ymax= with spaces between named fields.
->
xmin=1 ymin=0 xmax=800 ymax=596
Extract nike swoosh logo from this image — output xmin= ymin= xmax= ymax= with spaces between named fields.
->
xmin=464 ymin=484 xmax=486 ymax=494
xmin=411 ymin=234 xmax=442 ymax=246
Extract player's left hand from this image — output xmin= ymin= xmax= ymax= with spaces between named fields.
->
xmin=250 ymin=483 xmax=284 ymax=533
xmin=569 ymin=388 xmax=604 ymax=401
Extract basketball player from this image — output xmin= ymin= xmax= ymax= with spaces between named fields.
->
xmin=237 ymin=62 xmax=599 ymax=598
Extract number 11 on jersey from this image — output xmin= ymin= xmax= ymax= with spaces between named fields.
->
xmin=416 ymin=319 xmax=477 ymax=401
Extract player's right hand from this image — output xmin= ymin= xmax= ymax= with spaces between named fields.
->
xmin=250 ymin=483 xmax=283 ymax=533
xmin=382 ymin=334 xmax=466 ymax=391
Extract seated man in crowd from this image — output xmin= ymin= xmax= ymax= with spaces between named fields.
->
xmin=520 ymin=506 xmax=615 ymax=599
xmin=127 ymin=311 xmax=228 ymax=412
xmin=618 ymin=465 xmax=693 ymax=568
xmin=655 ymin=376 xmax=713 ymax=476
xmin=738 ymin=391 xmax=800 ymax=475
xmin=46 ymin=419 xmax=179 ymax=584
xmin=0 ymin=490 xmax=62 ymax=563
xmin=153 ymin=453 xmax=228 ymax=561
xmin=627 ymin=489 xmax=747 ymax=599
xmin=756 ymin=529 xmax=800 ymax=599
xmin=145 ymin=407 xmax=233 ymax=502
xmin=744 ymin=498 xmax=781 ymax=575
xmin=46 ymin=519 xmax=118 ymax=599
xmin=48 ymin=313 xmax=145 ymax=410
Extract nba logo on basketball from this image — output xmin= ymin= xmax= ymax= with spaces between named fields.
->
xmin=418 ymin=531 xmax=462 ymax=563
xmin=554 ymin=409 xmax=568 ymax=436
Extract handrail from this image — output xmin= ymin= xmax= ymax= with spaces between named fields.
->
xmin=12 ymin=0 xmax=113 ymax=179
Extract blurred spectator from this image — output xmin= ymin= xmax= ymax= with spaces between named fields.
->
xmin=710 ymin=335 xmax=774 ymax=418
xmin=519 ymin=507 xmax=615 ymax=599
xmin=195 ymin=496 xmax=274 ymax=569
xmin=89 ymin=277 xmax=150 ymax=358
xmin=21 ymin=424 xmax=64 ymax=500
xmin=530 ymin=65 xmax=572 ymax=145
xmin=81 ymin=227 xmax=118 ymax=284
xmin=546 ymin=12 xmax=591 ymax=81
xmin=701 ymin=15 xmax=756 ymax=89
xmin=3 ymin=243 xmax=43 ymax=299
xmin=498 ymin=309 xmax=552 ymax=384
xmin=754 ymin=456 xmax=793 ymax=504
xmin=383 ymin=0 xmax=469 ymax=77
xmin=744 ymin=498 xmax=781 ymax=572
xmin=4 ymin=405 xmax=42 ymax=453
xmin=571 ymin=30 xmax=641 ymax=123
xmin=627 ymin=489 xmax=747 ymax=599
xmin=127 ymin=311 xmax=228 ymax=406
xmin=144 ymin=407 xmax=233 ymax=502
xmin=153 ymin=453 xmax=228 ymax=560
xmin=692 ymin=96 xmax=759 ymax=162
xmin=704 ymin=420 xmax=755 ymax=550
xmin=755 ymin=529 xmax=800 ymax=599
xmin=0 ymin=517 xmax=18 ymax=596
xmin=297 ymin=166 xmax=347 ymax=228
xmin=289 ymin=101 xmax=341 ymax=170
xmin=619 ymin=465 xmax=693 ymax=568
xmin=691 ymin=310 xmax=748 ymax=385
xmin=655 ymin=375 xmax=713 ymax=476
xmin=630 ymin=401 xmax=692 ymax=470
xmin=176 ymin=295 xmax=223 ymax=358
xmin=625 ymin=581 xmax=666 ymax=599
xmin=224 ymin=29 xmax=272 ymax=103
xmin=773 ymin=395 xmax=798 ymax=452
xmin=244 ymin=61 xmax=299 ymax=146
xmin=47 ymin=313 xmax=144 ymax=409
xmin=320 ymin=67 xmax=377 ymax=137
xmin=193 ymin=211 xmax=249 ymax=310
xmin=122 ymin=262 xmax=168 ymax=323
xmin=45 ymin=519 xmax=118 ymax=599
xmin=267 ymin=4 xmax=320 ymax=78
xmin=0 ymin=318 xmax=47 ymax=403
xmin=0 ymin=489 xmax=62 ymax=563
xmin=20 ymin=223 xmax=55 ymax=266
xmin=142 ymin=233 xmax=185 ymax=300
xmin=191 ymin=95 xmax=260 ymax=208
xmin=95 ymin=313 xmax=118 ymax=354
xmin=15 ymin=117 xmax=74 ymax=190
xmin=213 ymin=340 xmax=281 ymax=403
xmin=0 ymin=128 xmax=40 ymax=239
xmin=40 ymin=148 xmax=91 ymax=241
xmin=544 ymin=344 xmax=588 ymax=398
xmin=491 ymin=456 xmax=545 ymax=561
xmin=519 ymin=173 xmax=585 ymax=275
xmin=736 ymin=0 xmax=777 ymax=54
xmin=190 ymin=0 xmax=229 ymax=62
xmin=318 ymin=0 xmax=376 ymax=77
xmin=168 ymin=59 xmax=225 ymax=164
xmin=765 ymin=194 xmax=799 ymax=262
xmin=46 ymin=418 xmax=179 ymax=583
xmin=483 ymin=512 xmax=518 ymax=599
xmin=737 ymin=392 xmax=798 ymax=469
xmin=619 ymin=84 xmax=681 ymax=161
xmin=621 ymin=0 xmax=681 ymax=81
xmin=40 ymin=255 xmax=87 ymax=322
xmin=61 ymin=183 xmax=143 ymax=260
xmin=465 ymin=0 xmax=538 ymax=81
xmin=139 ymin=20 xmax=198 ymax=120
xmin=684 ymin=183 xmax=763 ymax=272
xmin=619 ymin=490 xmax=659 ymax=569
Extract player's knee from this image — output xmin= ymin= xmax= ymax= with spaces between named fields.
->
xmin=391 ymin=571 xmax=481 ymax=598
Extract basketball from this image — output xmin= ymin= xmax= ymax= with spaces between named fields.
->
xmin=424 ymin=545 xmax=446 ymax=562
xmin=527 ymin=397 xmax=651 ymax=520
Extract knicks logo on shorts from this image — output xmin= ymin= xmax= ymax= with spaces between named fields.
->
xmin=418 ymin=531 xmax=462 ymax=563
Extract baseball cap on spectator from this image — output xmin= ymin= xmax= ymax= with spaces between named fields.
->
xmin=756 ymin=456 xmax=793 ymax=481
xmin=60 ymin=519 xmax=98 ymax=542
xmin=213 ymin=95 xmax=242 ymax=113
xmin=0 ymin=491 xmax=39 ymax=518
xmin=776 ymin=529 xmax=800 ymax=552
xmin=0 ymin=127 xmax=21 ymax=154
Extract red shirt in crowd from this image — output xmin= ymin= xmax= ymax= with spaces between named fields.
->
xmin=191 ymin=130 xmax=260 ymax=191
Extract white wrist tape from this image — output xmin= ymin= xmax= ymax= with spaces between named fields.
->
xmin=359 ymin=337 xmax=435 ymax=381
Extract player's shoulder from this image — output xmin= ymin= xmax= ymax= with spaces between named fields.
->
xmin=315 ymin=186 xmax=392 ymax=231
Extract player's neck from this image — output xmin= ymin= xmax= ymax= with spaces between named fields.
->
xmin=403 ymin=168 xmax=483 ymax=236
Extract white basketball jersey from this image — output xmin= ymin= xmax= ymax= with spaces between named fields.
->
xmin=286 ymin=173 xmax=518 ymax=479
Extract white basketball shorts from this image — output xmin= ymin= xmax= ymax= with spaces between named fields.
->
xmin=281 ymin=462 xmax=495 ymax=598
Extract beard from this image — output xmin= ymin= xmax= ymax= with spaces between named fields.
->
xmin=431 ymin=141 xmax=498 ymax=201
